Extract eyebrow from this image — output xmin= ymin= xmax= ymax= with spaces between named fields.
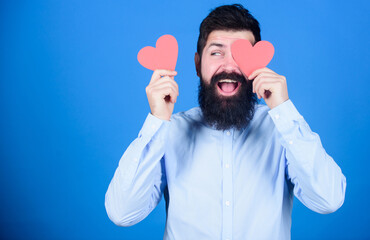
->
xmin=207 ymin=43 xmax=225 ymax=49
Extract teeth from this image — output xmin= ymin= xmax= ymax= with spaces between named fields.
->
xmin=219 ymin=79 xmax=237 ymax=83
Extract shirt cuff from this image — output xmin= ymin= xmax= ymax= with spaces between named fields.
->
xmin=268 ymin=100 xmax=304 ymax=133
xmin=138 ymin=113 xmax=171 ymax=140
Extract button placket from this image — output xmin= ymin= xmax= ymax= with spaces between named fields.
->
xmin=222 ymin=129 xmax=233 ymax=240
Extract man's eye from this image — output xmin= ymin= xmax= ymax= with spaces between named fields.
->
xmin=211 ymin=52 xmax=221 ymax=56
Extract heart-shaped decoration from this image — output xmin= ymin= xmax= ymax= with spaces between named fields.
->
xmin=137 ymin=34 xmax=178 ymax=71
xmin=231 ymin=39 xmax=275 ymax=77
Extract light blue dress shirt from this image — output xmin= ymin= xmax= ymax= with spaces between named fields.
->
xmin=105 ymin=100 xmax=346 ymax=240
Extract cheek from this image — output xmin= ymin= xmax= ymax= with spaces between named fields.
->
xmin=201 ymin=58 xmax=221 ymax=79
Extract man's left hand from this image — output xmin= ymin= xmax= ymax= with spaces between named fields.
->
xmin=248 ymin=67 xmax=289 ymax=109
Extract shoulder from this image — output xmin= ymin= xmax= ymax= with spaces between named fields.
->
xmin=166 ymin=108 xmax=204 ymax=142
xmin=253 ymin=104 xmax=272 ymax=121
xmin=170 ymin=107 xmax=203 ymax=125
xmin=248 ymin=103 xmax=276 ymax=132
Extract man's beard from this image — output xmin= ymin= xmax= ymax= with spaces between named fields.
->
xmin=198 ymin=71 xmax=257 ymax=130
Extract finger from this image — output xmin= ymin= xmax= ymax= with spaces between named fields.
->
xmin=248 ymin=67 xmax=276 ymax=80
xmin=150 ymin=69 xmax=177 ymax=84
xmin=253 ymin=74 xmax=280 ymax=98
xmin=150 ymin=80 xmax=178 ymax=98
xmin=146 ymin=79 xmax=178 ymax=100
xmin=257 ymin=82 xmax=272 ymax=99
xmin=153 ymin=86 xmax=178 ymax=103
xmin=150 ymin=76 xmax=179 ymax=95
xmin=253 ymin=75 xmax=282 ymax=92
xmin=257 ymin=81 xmax=280 ymax=99
xmin=151 ymin=82 xmax=179 ymax=99
xmin=249 ymin=67 xmax=275 ymax=79
xmin=254 ymin=77 xmax=282 ymax=98
xmin=254 ymin=77 xmax=282 ymax=99
xmin=252 ymin=72 xmax=281 ymax=93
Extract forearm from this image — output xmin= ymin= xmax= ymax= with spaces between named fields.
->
xmin=269 ymin=100 xmax=346 ymax=213
xmin=105 ymin=114 xmax=169 ymax=226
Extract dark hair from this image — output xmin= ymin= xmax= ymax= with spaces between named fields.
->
xmin=197 ymin=4 xmax=261 ymax=58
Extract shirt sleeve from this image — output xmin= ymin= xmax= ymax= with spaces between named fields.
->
xmin=268 ymin=100 xmax=347 ymax=214
xmin=105 ymin=113 xmax=170 ymax=226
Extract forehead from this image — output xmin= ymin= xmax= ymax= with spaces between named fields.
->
xmin=205 ymin=30 xmax=255 ymax=47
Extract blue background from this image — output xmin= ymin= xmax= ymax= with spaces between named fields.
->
xmin=1 ymin=0 xmax=369 ymax=239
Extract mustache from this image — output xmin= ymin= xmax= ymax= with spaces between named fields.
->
xmin=211 ymin=72 xmax=247 ymax=85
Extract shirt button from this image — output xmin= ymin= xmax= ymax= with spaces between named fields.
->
xmin=226 ymin=131 xmax=231 ymax=136
xmin=289 ymin=140 xmax=293 ymax=145
xmin=133 ymin=157 xmax=138 ymax=162
xmin=275 ymin=114 xmax=280 ymax=120
xmin=225 ymin=201 xmax=230 ymax=206
xmin=225 ymin=163 xmax=230 ymax=168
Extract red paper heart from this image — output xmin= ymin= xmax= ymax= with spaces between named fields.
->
xmin=137 ymin=34 xmax=178 ymax=71
xmin=231 ymin=39 xmax=274 ymax=77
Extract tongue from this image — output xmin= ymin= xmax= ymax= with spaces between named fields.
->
xmin=220 ymin=82 xmax=236 ymax=93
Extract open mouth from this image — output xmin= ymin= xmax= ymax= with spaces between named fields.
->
xmin=217 ymin=79 xmax=241 ymax=96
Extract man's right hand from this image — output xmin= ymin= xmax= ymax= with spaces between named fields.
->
xmin=145 ymin=69 xmax=179 ymax=121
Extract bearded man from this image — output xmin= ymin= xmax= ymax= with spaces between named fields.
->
xmin=105 ymin=4 xmax=346 ymax=240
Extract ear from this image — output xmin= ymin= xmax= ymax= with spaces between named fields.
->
xmin=194 ymin=52 xmax=200 ymax=77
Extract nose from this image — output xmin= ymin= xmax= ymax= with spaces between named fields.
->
xmin=220 ymin=53 xmax=239 ymax=73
